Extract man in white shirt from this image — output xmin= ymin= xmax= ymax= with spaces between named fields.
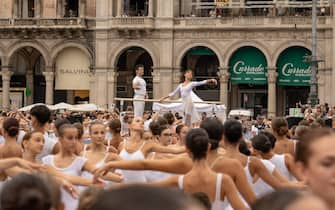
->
xmin=132 ymin=64 xmax=148 ymax=117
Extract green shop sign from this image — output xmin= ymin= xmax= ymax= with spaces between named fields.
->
xmin=229 ymin=46 xmax=267 ymax=84
xmin=277 ymin=46 xmax=311 ymax=86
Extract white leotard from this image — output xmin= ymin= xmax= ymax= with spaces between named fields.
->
xmin=145 ymin=152 xmax=173 ymax=182
xmin=178 ymin=173 xmax=230 ymax=210
xmin=119 ymin=140 xmax=147 ymax=183
xmin=42 ymin=155 xmax=87 ymax=210
xmin=244 ymin=157 xmax=275 ymax=198
xmin=269 ymin=154 xmax=296 ymax=181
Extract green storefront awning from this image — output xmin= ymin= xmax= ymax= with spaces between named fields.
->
xmin=186 ymin=47 xmax=215 ymax=56
xmin=229 ymin=46 xmax=268 ymax=84
xmin=277 ymin=46 xmax=311 ymax=86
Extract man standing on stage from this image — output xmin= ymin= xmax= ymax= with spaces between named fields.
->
xmin=132 ymin=64 xmax=147 ymax=117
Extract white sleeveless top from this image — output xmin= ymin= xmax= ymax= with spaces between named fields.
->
xmin=244 ymin=158 xmax=275 ymax=198
xmin=119 ymin=140 xmax=147 ymax=183
xmin=79 ymin=149 xmax=110 ymax=192
xmin=42 ymin=155 xmax=87 ymax=210
xmin=178 ymin=173 xmax=229 ymax=210
xmin=269 ymin=154 xmax=296 ymax=181
xmin=145 ymin=152 xmax=173 ymax=182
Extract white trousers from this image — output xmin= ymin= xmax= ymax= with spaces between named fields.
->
xmin=133 ymin=95 xmax=145 ymax=117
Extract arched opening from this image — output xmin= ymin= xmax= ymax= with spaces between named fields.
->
xmin=116 ymin=46 xmax=153 ymax=110
xmin=181 ymin=46 xmax=220 ymax=101
xmin=228 ymin=46 xmax=268 ymax=118
xmin=276 ymin=46 xmax=311 ymax=115
xmin=9 ymin=47 xmax=46 ymax=107
xmin=54 ymin=47 xmax=91 ymax=104
xmin=125 ymin=0 xmax=149 ymax=16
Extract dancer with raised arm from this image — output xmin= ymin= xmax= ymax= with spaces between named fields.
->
xmin=160 ymin=70 xmax=217 ymax=127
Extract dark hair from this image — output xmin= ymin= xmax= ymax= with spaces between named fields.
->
xmin=109 ymin=119 xmax=121 ymax=133
xmin=30 ymin=105 xmax=51 ymax=125
xmin=251 ymin=134 xmax=272 ymax=153
xmin=149 ymin=121 xmax=161 ymax=136
xmin=176 ymin=124 xmax=185 ymax=135
xmin=78 ymin=187 xmax=103 ymax=210
xmin=37 ymin=173 xmax=62 ymax=210
xmin=158 ymin=125 xmax=170 ymax=136
xmin=200 ymin=118 xmax=224 ymax=150
xmin=1 ymin=173 xmax=52 ymax=210
xmin=54 ymin=118 xmax=71 ymax=133
xmin=3 ymin=117 xmax=19 ymax=137
xmin=135 ymin=64 xmax=144 ymax=71
xmin=73 ymin=122 xmax=84 ymax=139
xmin=222 ymin=120 xmax=243 ymax=144
xmin=251 ymin=188 xmax=310 ymax=210
xmin=185 ymin=128 xmax=209 ymax=160
xmin=239 ymin=140 xmax=251 ymax=156
xmin=295 ymin=128 xmax=334 ymax=166
xmin=259 ymin=131 xmax=276 ymax=149
xmin=181 ymin=69 xmax=193 ymax=82
xmin=192 ymin=192 xmax=211 ymax=210
xmin=272 ymin=117 xmax=289 ymax=136
xmin=88 ymin=185 xmax=196 ymax=210
xmin=163 ymin=112 xmax=175 ymax=125
xmin=156 ymin=117 xmax=168 ymax=127
xmin=58 ymin=124 xmax=77 ymax=137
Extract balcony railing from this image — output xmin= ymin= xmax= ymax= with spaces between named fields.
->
xmin=110 ymin=17 xmax=154 ymax=29
xmin=0 ymin=18 xmax=87 ymax=28
xmin=173 ymin=16 xmax=332 ymax=28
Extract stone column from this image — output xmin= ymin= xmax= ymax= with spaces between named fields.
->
xmin=26 ymin=70 xmax=34 ymax=105
xmin=34 ymin=0 xmax=41 ymax=17
xmin=89 ymin=73 xmax=96 ymax=104
xmin=267 ymin=68 xmax=278 ymax=118
xmin=148 ymin=0 xmax=153 ymax=17
xmin=107 ymin=70 xmax=118 ymax=109
xmin=43 ymin=71 xmax=54 ymax=105
xmin=117 ymin=0 xmax=123 ymax=16
xmin=152 ymin=70 xmax=161 ymax=100
xmin=317 ymin=69 xmax=325 ymax=104
xmin=172 ymin=68 xmax=181 ymax=89
xmin=79 ymin=0 xmax=86 ymax=18
xmin=219 ymin=67 xmax=230 ymax=106
xmin=1 ymin=68 xmax=13 ymax=111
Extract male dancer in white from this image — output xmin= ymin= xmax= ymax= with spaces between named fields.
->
xmin=132 ymin=64 xmax=148 ymax=117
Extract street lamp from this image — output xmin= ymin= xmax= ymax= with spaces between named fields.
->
xmin=308 ymin=0 xmax=319 ymax=106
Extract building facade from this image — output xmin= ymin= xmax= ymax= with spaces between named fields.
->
xmin=0 ymin=0 xmax=334 ymax=117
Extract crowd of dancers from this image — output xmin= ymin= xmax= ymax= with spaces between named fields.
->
xmin=0 ymin=102 xmax=332 ymax=210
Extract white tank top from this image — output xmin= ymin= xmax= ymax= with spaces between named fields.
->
xmin=145 ymin=152 xmax=173 ymax=182
xmin=42 ymin=155 xmax=87 ymax=210
xmin=269 ymin=154 xmax=296 ymax=181
xmin=119 ymin=140 xmax=147 ymax=183
xmin=244 ymin=157 xmax=275 ymax=198
xmin=79 ymin=149 xmax=110 ymax=192
xmin=178 ymin=173 xmax=229 ymax=210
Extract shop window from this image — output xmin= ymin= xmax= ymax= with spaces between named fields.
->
xmin=65 ymin=0 xmax=79 ymax=17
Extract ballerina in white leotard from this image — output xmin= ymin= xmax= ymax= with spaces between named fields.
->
xmin=80 ymin=121 xmax=122 ymax=191
xmin=160 ymin=69 xmax=217 ymax=127
xmin=118 ymin=117 xmax=185 ymax=183
xmin=42 ymin=124 xmax=122 ymax=210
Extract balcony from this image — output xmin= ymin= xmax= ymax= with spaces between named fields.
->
xmin=0 ymin=18 xmax=87 ymax=29
xmin=173 ymin=15 xmax=332 ymax=29
xmin=109 ymin=17 xmax=154 ymax=30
